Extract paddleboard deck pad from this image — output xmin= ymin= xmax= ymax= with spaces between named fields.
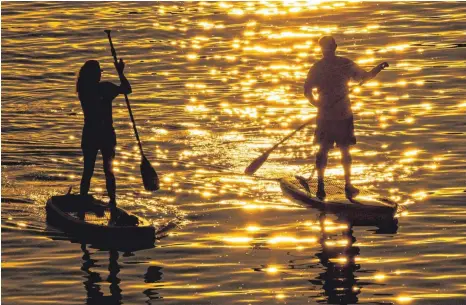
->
xmin=280 ymin=176 xmax=398 ymax=222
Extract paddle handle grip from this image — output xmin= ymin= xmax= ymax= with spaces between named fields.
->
xmin=104 ymin=30 xmax=144 ymax=157
xmin=104 ymin=30 xmax=118 ymax=64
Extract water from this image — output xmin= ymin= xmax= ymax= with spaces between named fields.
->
xmin=2 ymin=1 xmax=466 ymax=304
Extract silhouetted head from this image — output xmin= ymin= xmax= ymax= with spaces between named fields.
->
xmin=76 ymin=60 xmax=102 ymax=94
xmin=319 ymin=36 xmax=337 ymax=57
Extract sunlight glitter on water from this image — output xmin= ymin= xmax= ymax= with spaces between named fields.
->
xmin=2 ymin=0 xmax=466 ymax=304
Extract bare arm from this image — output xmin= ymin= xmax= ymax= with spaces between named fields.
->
xmin=114 ymin=59 xmax=132 ymax=95
xmin=352 ymin=61 xmax=389 ymax=83
xmin=118 ymin=73 xmax=132 ymax=95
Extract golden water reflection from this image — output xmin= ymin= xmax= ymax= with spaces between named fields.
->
xmin=2 ymin=0 xmax=466 ymax=304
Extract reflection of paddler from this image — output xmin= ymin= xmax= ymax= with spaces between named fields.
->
xmin=81 ymin=244 xmax=123 ymax=304
xmin=302 ymin=36 xmax=389 ymax=199
xmin=313 ymin=214 xmax=361 ymax=304
xmin=76 ymin=59 xmax=132 ymax=208
xmin=312 ymin=213 xmax=399 ymax=304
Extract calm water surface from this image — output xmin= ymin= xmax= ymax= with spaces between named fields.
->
xmin=2 ymin=1 xmax=466 ymax=304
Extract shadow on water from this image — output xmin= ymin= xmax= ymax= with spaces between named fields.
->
xmin=306 ymin=213 xmax=398 ymax=304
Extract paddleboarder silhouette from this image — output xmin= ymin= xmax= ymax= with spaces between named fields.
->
xmin=302 ymin=36 xmax=389 ymax=199
xmin=76 ymin=59 xmax=132 ymax=207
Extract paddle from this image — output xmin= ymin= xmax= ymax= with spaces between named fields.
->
xmin=244 ymin=118 xmax=314 ymax=175
xmin=244 ymin=62 xmax=389 ymax=176
xmin=104 ymin=30 xmax=160 ymax=191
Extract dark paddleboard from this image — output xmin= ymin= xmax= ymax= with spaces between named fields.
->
xmin=46 ymin=194 xmax=155 ymax=249
xmin=280 ymin=176 xmax=398 ymax=223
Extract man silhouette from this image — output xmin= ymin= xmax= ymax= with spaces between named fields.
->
xmin=303 ymin=36 xmax=388 ymax=199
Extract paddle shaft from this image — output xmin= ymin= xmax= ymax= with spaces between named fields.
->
xmin=104 ymin=30 xmax=145 ymax=157
xmin=265 ymin=118 xmax=314 ymax=154
xmin=243 ymin=117 xmax=315 ymax=175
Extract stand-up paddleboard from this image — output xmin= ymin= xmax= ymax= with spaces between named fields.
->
xmin=280 ymin=176 xmax=398 ymax=223
xmin=46 ymin=193 xmax=155 ymax=249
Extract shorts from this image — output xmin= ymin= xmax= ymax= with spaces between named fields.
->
xmin=81 ymin=125 xmax=116 ymax=150
xmin=314 ymin=116 xmax=356 ymax=148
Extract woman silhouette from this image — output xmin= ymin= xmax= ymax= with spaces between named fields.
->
xmin=76 ymin=59 xmax=131 ymax=207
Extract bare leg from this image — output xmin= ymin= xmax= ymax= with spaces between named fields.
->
xmin=316 ymin=144 xmax=331 ymax=198
xmin=80 ymin=148 xmax=98 ymax=196
xmin=340 ymin=145 xmax=359 ymax=198
xmin=340 ymin=146 xmax=352 ymax=185
xmin=316 ymin=144 xmax=331 ymax=182
xmin=101 ymin=146 xmax=116 ymax=205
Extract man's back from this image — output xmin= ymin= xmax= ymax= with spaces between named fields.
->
xmin=304 ymin=55 xmax=365 ymax=120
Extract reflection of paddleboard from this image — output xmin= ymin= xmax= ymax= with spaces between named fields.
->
xmin=280 ymin=176 xmax=398 ymax=221
xmin=46 ymin=194 xmax=155 ymax=249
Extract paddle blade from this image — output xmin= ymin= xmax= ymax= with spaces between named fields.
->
xmin=244 ymin=152 xmax=271 ymax=175
xmin=140 ymin=156 xmax=159 ymax=191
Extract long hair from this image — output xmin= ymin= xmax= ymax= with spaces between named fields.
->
xmin=76 ymin=60 xmax=101 ymax=97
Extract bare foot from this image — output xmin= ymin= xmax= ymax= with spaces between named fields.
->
xmin=317 ymin=181 xmax=326 ymax=200
xmin=345 ymin=184 xmax=360 ymax=199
